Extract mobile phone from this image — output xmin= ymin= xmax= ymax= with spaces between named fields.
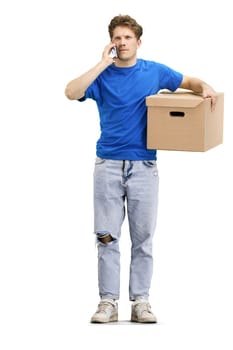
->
xmin=109 ymin=47 xmax=118 ymax=58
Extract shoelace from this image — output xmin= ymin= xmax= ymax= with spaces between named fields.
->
xmin=97 ymin=302 xmax=114 ymax=314
xmin=135 ymin=302 xmax=152 ymax=314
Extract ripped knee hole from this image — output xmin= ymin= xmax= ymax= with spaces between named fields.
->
xmin=97 ymin=234 xmax=114 ymax=244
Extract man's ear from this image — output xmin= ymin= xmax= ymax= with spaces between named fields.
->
xmin=137 ymin=39 xmax=142 ymax=48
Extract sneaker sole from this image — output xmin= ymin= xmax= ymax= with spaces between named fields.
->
xmin=131 ymin=316 xmax=157 ymax=323
xmin=91 ymin=314 xmax=118 ymax=323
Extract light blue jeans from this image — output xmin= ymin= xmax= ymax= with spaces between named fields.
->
xmin=94 ymin=158 xmax=159 ymax=301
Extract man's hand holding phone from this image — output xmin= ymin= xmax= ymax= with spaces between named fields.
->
xmin=102 ymin=43 xmax=118 ymax=66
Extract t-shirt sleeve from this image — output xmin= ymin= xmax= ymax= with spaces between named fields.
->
xmin=77 ymin=79 xmax=101 ymax=102
xmin=158 ymin=63 xmax=183 ymax=91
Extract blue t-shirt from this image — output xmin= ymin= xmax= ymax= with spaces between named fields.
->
xmin=79 ymin=59 xmax=183 ymax=160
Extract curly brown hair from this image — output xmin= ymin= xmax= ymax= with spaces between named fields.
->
xmin=108 ymin=15 xmax=143 ymax=40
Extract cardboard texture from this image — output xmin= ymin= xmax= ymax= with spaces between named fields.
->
xmin=146 ymin=91 xmax=224 ymax=151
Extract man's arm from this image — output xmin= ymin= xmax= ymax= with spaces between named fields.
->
xmin=179 ymin=75 xmax=217 ymax=111
xmin=65 ymin=43 xmax=116 ymax=100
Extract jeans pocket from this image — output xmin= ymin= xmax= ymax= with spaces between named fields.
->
xmin=143 ymin=160 xmax=157 ymax=167
xmin=95 ymin=157 xmax=106 ymax=165
xmin=143 ymin=160 xmax=158 ymax=176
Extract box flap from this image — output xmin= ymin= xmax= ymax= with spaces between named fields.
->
xmin=146 ymin=91 xmax=204 ymax=108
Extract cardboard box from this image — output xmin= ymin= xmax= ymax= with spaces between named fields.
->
xmin=146 ymin=91 xmax=224 ymax=151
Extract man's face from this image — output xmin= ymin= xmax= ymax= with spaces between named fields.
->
xmin=111 ymin=26 xmax=141 ymax=64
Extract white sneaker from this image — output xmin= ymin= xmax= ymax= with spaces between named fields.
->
xmin=131 ymin=299 xmax=157 ymax=323
xmin=91 ymin=299 xmax=118 ymax=323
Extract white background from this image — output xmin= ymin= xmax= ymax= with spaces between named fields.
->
xmin=1 ymin=0 xmax=233 ymax=349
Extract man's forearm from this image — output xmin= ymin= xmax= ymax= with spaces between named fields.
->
xmin=180 ymin=75 xmax=217 ymax=111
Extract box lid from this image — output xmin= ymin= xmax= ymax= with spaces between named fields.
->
xmin=146 ymin=91 xmax=205 ymax=108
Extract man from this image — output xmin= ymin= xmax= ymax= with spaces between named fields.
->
xmin=65 ymin=14 xmax=216 ymax=323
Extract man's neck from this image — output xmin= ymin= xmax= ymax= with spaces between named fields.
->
xmin=114 ymin=57 xmax=137 ymax=68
